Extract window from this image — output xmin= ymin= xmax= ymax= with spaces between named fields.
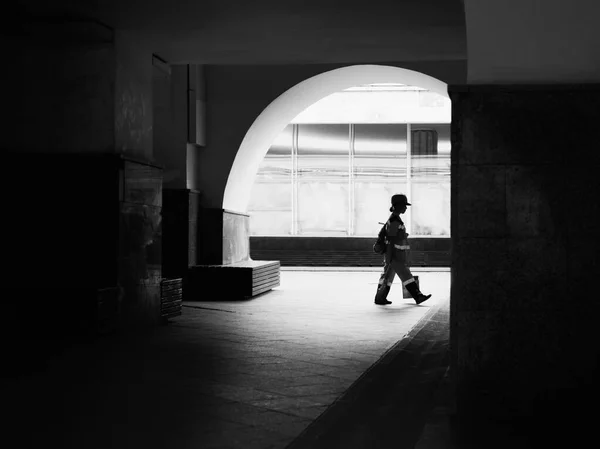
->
xmin=247 ymin=125 xmax=293 ymax=235
xmin=410 ymin=126 xmax=450 ymax=236
xmin=411 ymin=129 xmax=438 ymax=156
xmin=296 ymin=124 xmax=349 ymax=235
xmin=249 ymin=123 xmax=450 ymax=237
xmin=353 ymin=124 xmax=407 ymax=236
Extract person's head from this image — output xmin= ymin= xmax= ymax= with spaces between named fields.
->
xmin=389 ymin=194 xmax=411 ymax=214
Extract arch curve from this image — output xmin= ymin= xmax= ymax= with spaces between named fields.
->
xmin=223 ymin=64 xmax=449 ymax=212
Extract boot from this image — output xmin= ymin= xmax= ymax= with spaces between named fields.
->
xmin=374 ymin=285 xmax=392 ymax=305
xmin=405 ymin=282 xmax=431 ymax=305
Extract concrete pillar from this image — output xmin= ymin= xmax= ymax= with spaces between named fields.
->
xmin=159 ymin=63 xmax=249 ymax=270
xmin=157 ymin=64 xmax=205 ymax=277
xmin=3 ymin=22 xmax=163 ymax=340
xmin=449 ymin=84 xmax=600 ymax=443
xmin=113 ymin=31 xmax=163 ymax=330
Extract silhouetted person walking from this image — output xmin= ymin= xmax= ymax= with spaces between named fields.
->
xmin=374 ymin=194 xmax=432 ymax=305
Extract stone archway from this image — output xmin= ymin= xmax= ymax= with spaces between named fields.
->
xmin=223 ymin=64 xmax=449 ymax=212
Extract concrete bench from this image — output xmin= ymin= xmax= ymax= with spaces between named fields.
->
xmin=185 ymin=260 xmax=280 ymax=300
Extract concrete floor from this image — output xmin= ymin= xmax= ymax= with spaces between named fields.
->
xmin=4 ymin=269 xmax=450 ymax=449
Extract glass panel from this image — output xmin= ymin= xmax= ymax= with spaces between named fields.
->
xmin=354 ymin=124 xmax=407 ymax=158
xmin=297 ymin=182 xmax=349 ymax=235
xmin=297 ymin=124 xmax=349 ymax=235
xmin=297 ymin=124 xmax=349 ymax=156
xmin=410 ymin=124 xmax=451 ymax=236
xmin=353 ymin=124 xmax=407 ymax=237
xmin=411 ymin=180 xmax=450 ymax=236
xmin=249 ymin=209 xmax=292 ymax=236
xmin=354 ymin=183 xmax=406 ymax=236
xmin=248 ymin=125 xmax=292 ymax=235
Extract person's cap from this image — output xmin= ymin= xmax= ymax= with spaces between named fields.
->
xmin=391 ymin=194 xmax=411 ymax=206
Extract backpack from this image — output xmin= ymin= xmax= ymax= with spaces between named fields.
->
xmin=372 ymin=221 xmax=387 ymax=254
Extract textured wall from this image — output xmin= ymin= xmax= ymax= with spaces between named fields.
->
xmin=222 ymin=210 xmax=250 ymax=264
xmin=5 ymin=154 xmax=163 ymax=337
xmin=114 ymin=31 xmax=154 ymax=161
xmin=4 ymin=24 xmax=163 ymax=334
xmin=1 ymin=23 xmax=116 ymax=153
xmin=153 ymin=62 xmax=188 ymax=189
xmin=118 ymin=159 xmax=163 ymax=328
xmin=1 ymin=24 xmax=154 ymax=164
xmin=450 ymin=85 xmax=600 ymax=437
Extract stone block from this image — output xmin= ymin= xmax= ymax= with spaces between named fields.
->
xmin=563 ymin=165 xmax=600 ymax=236
xmin=454 ymin=311 xmax=504 ymax=377
xmin=454 ymin=165 xmax=507 ymax=238
xmin=123 ymin=282 xmax=162 ymax=327
xmin=506 ymin=165 xmax=566 ymax=238
xmin=451 ymin=88 xmax=597 ymax=166
xmin=502 ymin=237 xmax=568 ymax=309
xmin=454 ymin=307 xmax=577 ymax=421
xmin=122 ymin=160 xmax=162 ymax=207
xmin=186 ymin=260 xmax=280 ymax=300
xmin=197 ymin=208 xmax=224 ymax=265
xmin=451 ymin=238 xmax=509 ymax=311
xmin=566 ymin=237 xmax=600 ymax=297
xmin=555 ymin=91 xmax=600 ymax=165
xmin=222 ymin=210 xmax=250 ymax=264
xmin=453 ymin=236 xmax=567 ymax=311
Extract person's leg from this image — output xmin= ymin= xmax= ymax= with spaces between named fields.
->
xmin=374 ymin=262 xmax=395 ymax=305
xmin=392 ymin=252 xmax=431 ymax=305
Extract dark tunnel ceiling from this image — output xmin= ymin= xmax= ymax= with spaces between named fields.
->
xmin=13 ymin=0 xmax=467 ymax=64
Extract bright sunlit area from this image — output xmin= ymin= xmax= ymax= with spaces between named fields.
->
xmin=247 ymin=83 xmax=451 ymax=238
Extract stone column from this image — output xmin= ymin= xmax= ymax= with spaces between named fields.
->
xmin=449 ymin=85 xmax=600 ymax=441
xmin=3 ymin=21 xmax=163 ymax=340
xmin=157 ymin=64 xmax=205 ymax=277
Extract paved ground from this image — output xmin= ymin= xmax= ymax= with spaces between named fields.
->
xmin=4 ymin=269 xmax=451 ymax=449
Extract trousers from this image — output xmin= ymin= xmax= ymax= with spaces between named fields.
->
xmin=374 ymin=248 xmax=416 ymax=303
